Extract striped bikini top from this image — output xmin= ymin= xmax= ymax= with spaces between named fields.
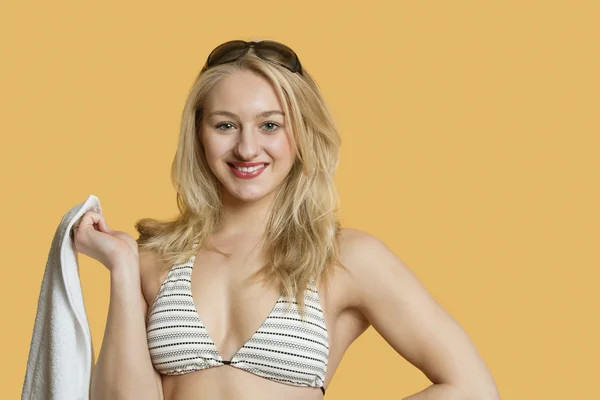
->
xmin=146 ymin=241 xmax=329 ymax=395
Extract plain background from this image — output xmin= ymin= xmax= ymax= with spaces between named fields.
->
xmin=2 ymin=1 xmax=598 ymax=398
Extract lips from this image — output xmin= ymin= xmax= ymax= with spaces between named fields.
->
xmin=227 ymin=162 xmax=269 ymax=179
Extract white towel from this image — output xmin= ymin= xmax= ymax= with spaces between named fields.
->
xmin=23 ymin=194 xmax=102 ymax=400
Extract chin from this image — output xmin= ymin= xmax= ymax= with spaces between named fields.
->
xmin=229 ymin=187 xmax=273 ymax=203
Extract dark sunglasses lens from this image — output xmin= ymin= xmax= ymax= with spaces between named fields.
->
xmin=207 ymin=41 xmax=247 ymax=66
xmin=257 ymin=42 xmax=299 ymax=70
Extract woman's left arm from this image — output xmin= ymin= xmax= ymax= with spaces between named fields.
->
xmin=342 ymin=229 xmax=500 ymax=400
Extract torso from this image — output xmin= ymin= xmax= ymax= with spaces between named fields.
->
xmin=141 ymin=228 xmax=370 ymax=400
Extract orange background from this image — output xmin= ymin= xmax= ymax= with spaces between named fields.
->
xmin=2 ymin=1 xmax=599 ymax=399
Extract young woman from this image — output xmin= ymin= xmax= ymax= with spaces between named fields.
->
xmin=73 ymin=40 xmax=500 ymax=400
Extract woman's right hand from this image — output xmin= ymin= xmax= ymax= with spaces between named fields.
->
xmin=72 ymin=210 xmax=139 ymax=271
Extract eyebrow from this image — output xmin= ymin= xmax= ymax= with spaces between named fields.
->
xmin=206 ymin=110 xmax=285 ymax=119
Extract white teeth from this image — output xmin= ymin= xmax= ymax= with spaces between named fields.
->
xmin=233 ymin=163 xmax=266 ymax=173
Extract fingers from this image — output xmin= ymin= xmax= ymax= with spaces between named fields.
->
xmin=102 ymin=219 xmax=111 ymax=233
xmin=95 ymin=213 xmax=110 ymax=233
xmin=74 ymin=210 xmax=110 ymax=236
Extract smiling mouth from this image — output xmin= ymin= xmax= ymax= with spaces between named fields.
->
xmin=227 ymin=162 xmax=269 ymax=179
xmin=227 ymin=163 xmax=269 ymax=172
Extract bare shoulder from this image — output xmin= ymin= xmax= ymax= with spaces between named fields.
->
xmin=338 ymin=227 xmax=389 ymax=261
xmin=330 ymin=227 xmax=398 ymax=308
xmin=337 ymin=226 xmax=432 ymax=314
xmin=336 ymin=227 xmax=399 ymax=282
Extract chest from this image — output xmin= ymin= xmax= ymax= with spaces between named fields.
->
xmin=186 ymin=247 xmax=303 ymax=360
xmin=146 ymin=245 xmax=332 ymax=389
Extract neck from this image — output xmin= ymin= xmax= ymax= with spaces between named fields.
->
xmin=216 ymin=188 xmax=277 ymax=238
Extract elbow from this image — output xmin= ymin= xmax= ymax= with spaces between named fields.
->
xmin=456 ymin=367 xmax=501 ymax=400
xmin=449 ymin=377 xmax=500 ymax=400
xmin=464 ymin=384 xmax=501 ymax=400
xmin=486 ymin=387 xmax=501 ymax=400
xmin=479 ymin=377 xmax=501 ymax=400
xmin=481 ymin=389 xmax=501 ymax=400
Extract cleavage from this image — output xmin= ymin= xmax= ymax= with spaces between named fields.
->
xmin=190 ymin=246 xmax=282 ymax=361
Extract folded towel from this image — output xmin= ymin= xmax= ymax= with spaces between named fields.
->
xmin=22 ymin=194 xmax=102 ymax=400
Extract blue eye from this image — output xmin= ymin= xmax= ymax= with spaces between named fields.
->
xmin=216 ymin=123 xmax=234 ymax=131
xmin=215 ymin=122 xmax=280 ymax=132
xmin=262 ymin=122 xmax=280 ymax=132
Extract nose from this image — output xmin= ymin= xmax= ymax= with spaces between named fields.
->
xmin=233 ymin=125 xmax=261 ymax=160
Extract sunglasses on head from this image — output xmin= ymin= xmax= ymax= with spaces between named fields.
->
xmin=200 ymin=40 xmax=303 ymax=74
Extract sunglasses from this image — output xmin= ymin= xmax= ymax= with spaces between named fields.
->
xmin=200 ymin=40 xmax=303 ymax=74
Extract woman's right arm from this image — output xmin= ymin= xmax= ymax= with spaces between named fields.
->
xmin=90 ymin=254 xmax=163 ymax=400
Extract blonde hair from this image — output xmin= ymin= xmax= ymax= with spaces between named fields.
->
xmin=135 ymin=50 xmax=345 ymax=314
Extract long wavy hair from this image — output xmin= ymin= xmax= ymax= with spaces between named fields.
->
xmin=135 ymin=49 xmax=345 ymax=314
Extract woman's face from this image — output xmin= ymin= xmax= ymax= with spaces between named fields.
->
xmin=201 ymin=70 xmax=296 ymax=204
